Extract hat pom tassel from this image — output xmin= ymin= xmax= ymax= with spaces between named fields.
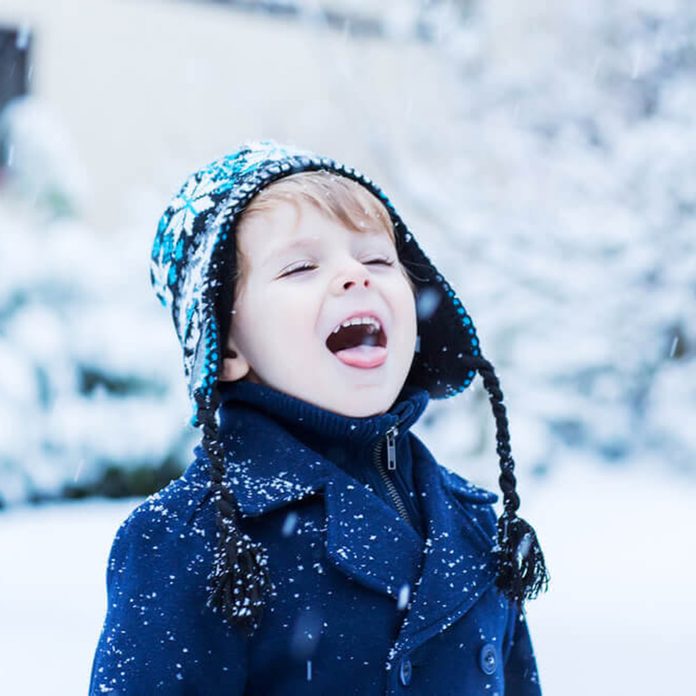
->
xmin=206 ymin=518 xmax=273 ymax=632
xmin=496 ymin=513 xmax=549 ymax=603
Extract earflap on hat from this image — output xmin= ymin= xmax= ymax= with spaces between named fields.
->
xmin=385 ymin=220 xmax=481 ymax=398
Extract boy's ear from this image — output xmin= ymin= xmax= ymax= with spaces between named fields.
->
xmin=219 ymin=344 xmax=253 ymax=382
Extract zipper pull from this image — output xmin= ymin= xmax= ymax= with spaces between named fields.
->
xmin=386 ymin=425 xmax=398 ymax=471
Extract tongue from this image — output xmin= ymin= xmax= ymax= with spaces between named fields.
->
xmin=334 ymin=344 xmax=387 ymax=369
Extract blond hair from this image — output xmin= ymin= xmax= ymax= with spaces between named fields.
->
xmin=232 ymin=170 xmax=415 ymax=291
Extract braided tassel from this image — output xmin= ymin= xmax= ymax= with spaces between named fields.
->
xmin=206 ymin=508 xmax=272 ymax=633
xmin=466 ymin=354 xmax=550 ymax=604
xmin=196 ymin=387 xmax=274 ymax=635
xmin=496 ymin=511 xmax=549 ymax=603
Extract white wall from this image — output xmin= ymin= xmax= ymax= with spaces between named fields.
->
xmin=0 ymin=0 xmax=456 ymax=232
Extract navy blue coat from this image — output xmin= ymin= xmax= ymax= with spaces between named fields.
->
xmin=90 ymin=381 xmax=541 ymax=695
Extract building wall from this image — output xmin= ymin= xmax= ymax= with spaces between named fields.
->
xmin=0 ymin=0 xmax=457 ymax=232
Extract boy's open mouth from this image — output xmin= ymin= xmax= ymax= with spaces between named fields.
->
xmin=325 ymin=315 xmax=388 ymax=369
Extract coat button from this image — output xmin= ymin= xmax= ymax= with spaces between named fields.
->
xmin=399 ymin=656 xmax=412 ymax=686
xmin=478 ymin=643 xmax=497 ymax=675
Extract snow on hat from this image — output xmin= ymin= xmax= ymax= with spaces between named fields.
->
xmin=150 ymin=139 xmax=548 ymax=632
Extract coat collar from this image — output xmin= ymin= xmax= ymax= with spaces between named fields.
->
xmin=216 ymin=378 xmax=430 ymax=464
xmin=185 ymin=381 xmax=500 ymax=659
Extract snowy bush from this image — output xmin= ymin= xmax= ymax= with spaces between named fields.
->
xmin=0 ymin=103 xmax=196 ymax=505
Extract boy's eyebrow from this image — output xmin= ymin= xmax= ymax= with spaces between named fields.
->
xmin=261 ymin=238 xmax=320 ymax=267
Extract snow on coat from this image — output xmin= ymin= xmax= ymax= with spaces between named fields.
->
xmin=89 ymin=383 xmax=541 ymax=695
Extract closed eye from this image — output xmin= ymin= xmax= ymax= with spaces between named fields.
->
xmin=280 ymin=262 xmax=316 ymax=277
xmin=280 ymin=258 xmax=394 ymax=277
xmin=364 ymin=258 xmax=395 ymax=266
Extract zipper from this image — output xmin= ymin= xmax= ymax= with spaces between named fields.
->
xmin=373 ymin=423 xmax=413 ymax=527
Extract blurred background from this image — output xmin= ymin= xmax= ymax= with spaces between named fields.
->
xmin=0 ymin=0 xmax=694 ymax=693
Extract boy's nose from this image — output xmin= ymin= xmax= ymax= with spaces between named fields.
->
xmin=334 ymin=262 xmax=371 ymax=293
xmin=342 ymin=277 xmax=370 ymax=291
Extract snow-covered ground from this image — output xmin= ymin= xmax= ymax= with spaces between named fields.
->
xmin=1 ymin=459 xmax=694 ymax=695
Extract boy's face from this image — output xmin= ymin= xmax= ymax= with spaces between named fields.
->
xmin=220 ymin=198 xmax=418 ymax=417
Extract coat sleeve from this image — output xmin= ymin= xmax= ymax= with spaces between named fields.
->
xmin=502 ymin=604 xmax=543 ymax=696
xmin=88 ymin=504 xmax=249 ymax=695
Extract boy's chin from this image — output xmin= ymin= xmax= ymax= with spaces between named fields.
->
xmin=314 ymin=385 xmax=401 ymax=419
xmin=243 ymin=371 xmax=263 ymax=385
xmin=235 ymin=370 xmax=405 ymax=417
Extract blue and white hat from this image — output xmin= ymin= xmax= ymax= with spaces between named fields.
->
xmin=150 ymin=139 xmax=482 ymax=427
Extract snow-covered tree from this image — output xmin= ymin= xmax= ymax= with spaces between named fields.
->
xmin=0 ymin=97 xmax=196 ymax=507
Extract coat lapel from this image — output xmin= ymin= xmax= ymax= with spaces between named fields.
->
xmin=392 ymin=433 xmax=499 ymax=655
xmin=203 ymin=408 xmax=425 ymax=603
xmin=192 ymin=404 xmax=500 ymax=653
xmin=323 ymin=469 xmax=424 ymax=599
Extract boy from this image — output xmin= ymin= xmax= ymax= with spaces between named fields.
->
xmin=89 ymin=139 xmax=547 ymax=695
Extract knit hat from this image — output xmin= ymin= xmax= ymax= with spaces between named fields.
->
xmin=150 ymin=139 xmax=548 ymax=633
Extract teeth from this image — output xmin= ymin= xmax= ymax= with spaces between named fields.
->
xmin=332 ymin=316 xmax=382 ymax=334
